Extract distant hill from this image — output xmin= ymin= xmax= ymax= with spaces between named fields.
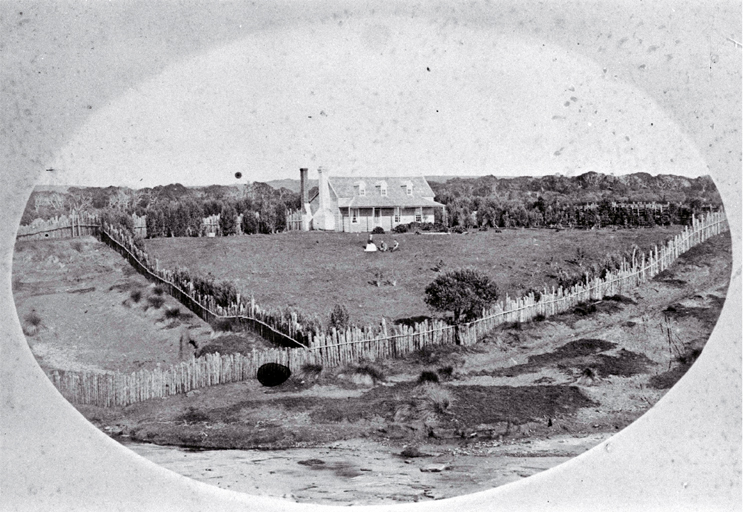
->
xmin=264 ymin=175 xmax=473 ymax=192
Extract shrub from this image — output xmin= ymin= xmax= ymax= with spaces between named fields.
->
xmin=176 ymin=407 xmax=211 ymax=425
xmin=164 ymin=307 xmax=181 ymax=320
xmin=437 ymin=366 xmax=454 ymax=379
xmin=24 ymin=311 xmax=42 ymax=327
xmin=23 ymin=311 xmax=42 ymax=336
xmin=424 ymin=268 xmax=499 ymax=323
xmin=353 ymin=364 xmax=385 ymax=382
xmin=418 ymin=370 xmax=439 ymax=384
xmin=393 ymin=224 xmax=409 ymax=234
xmin=130 ymin=289 xmax=142 ymax=303
xmin=329 ymin=304 xmax=350 ymax=331
xmin=301 ymin=363 xmax=323 ymax=376
xmin=371 ymin=226 xmax=385 ymax=235
xmin=132 ymin=235 xmax=146 ymax=252
xmin=211 ymin=317 xmax=238 ymax=332
xmin=423 ymin=384 xmax=454 ymax=414
xmin=147 ymin=295 xmax=165 ymax=309
xmin=152 ymin=285 xmax=165 ymax=296
xmin=400 ymin=446 xmax=424 ymax=458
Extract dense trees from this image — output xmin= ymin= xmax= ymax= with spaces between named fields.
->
xmin=21 ymin=172 xmax=722 ymax=236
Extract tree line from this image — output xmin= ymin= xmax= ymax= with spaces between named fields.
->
xmin=23 ymin=171 xmax=722 ymax=236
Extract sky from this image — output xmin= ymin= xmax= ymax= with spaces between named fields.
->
xmin=38 ymin=17 xmax=711 ymax=189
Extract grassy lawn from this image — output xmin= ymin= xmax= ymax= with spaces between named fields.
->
xmin=144 ymin=226 xmax=685 ymax=328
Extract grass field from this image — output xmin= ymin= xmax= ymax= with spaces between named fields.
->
xmin=145 ymin=226 xmax=685 ymax=328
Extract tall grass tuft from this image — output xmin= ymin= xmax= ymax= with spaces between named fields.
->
xmin=23 ymin=310 xmax=42 ymax=336
xmin=164 ymin=307 xmax=181 ymax=320
xmin=418 ymin=370 xmax=439 ymax=384
xmin=147 ymin=295 xmax=165 ymax=309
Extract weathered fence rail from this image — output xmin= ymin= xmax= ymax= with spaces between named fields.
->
xmin=99 ymin=228 xmax=307 ymax=349
xmin=16 ymin=213 xmax=100 ymax=240
xmin=47 ymin=211 xmax=728 ymax=407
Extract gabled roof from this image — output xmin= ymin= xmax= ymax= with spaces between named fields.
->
xmin=328 ymin=176 xmax=436 ymax=198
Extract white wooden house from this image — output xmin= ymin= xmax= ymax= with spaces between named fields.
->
xmin=300 ymin=168 xmax=444 ymax=232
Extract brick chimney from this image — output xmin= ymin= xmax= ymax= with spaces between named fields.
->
xmin=299 ymin=167 xmax=309 ymax=205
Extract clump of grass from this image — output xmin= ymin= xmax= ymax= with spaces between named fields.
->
xmin=436 ymin=366 xmax=454 ymax=380
xmin=175 ymin=407 xmax=211 ymax=425
xmin=420 ymin=383 xmax=455 ymax=414
xmin=353 ymin=364 xmax=385 ymax=382
xmin=534 ymin=313 xmax=546 ymax=322
xmin=152 ymin=285 xmax=165 ymax=296
xmin=211 ymin=317 xmax=238 ymax=332
xmin=418 ymin=370 xmax=439 ymax=384
xmin=147 ymin=295 xmax=165 ymax=309
xmin=130 ymin=289 xmax=142 ymax=303
xmin=300 ymin=363 xmax=324 ymax=379
xmin=164 ymin=307 xmax=181 ymax=320
xmin=400 ymin=446 xmax=424 ymax=458
xmin=70 ymin=241 xmax=84 ymax=253
xmin=23 ymin=310 xmax=42 ymax=336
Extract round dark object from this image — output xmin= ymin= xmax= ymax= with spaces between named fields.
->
xmin=257 ymin=363 xmax=291 ymax=387
xmin=234 ymin=172 xmax=243 ymax=179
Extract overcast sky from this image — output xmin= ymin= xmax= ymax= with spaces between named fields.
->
xmin=39 ymin=17 xmax=710 ymax=189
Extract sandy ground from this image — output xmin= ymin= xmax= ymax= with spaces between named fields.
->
xmin=122 ymin=434 xmax=610 ymax=505
xmin=12 ymin=230 xmax=732 ymax=505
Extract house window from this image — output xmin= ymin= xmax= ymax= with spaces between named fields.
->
xmin=394 ymin=207 xmax=400 ymax=223
xmin=415 ymin=207 xmax=422 ymax=222
xmin=358 ymin=182 xmax=366 ymax=196
xmin=351 ymin=209 xmax=359 ymax=223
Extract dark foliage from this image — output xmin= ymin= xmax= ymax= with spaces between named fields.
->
xmin=329 ymin=304 xmax=351 ymax=331
xmin=425 ymin=268 xmax=499 ymax=323
xmin=418 ymin=370 xmax=440 ymax=384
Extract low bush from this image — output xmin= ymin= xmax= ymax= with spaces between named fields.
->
xmin=152 ymin=285 xmax=165 ymax=296
xmin=71 ymin=241 xmax=84 ymax=253
xmin=130 ymin=289 xmax=142 ymax=303
xmin=164 ymin=307 xmax=181 ymax=320
xmin=329 ymin=304 xmax=350 ymax=331
xmin=147 ymin=295 xmax=165 ymax=309
xmin=418 ymin=370 xmax=439 ymax=384
xmin=400 ymin=446 xmax=424 ymax=458
xmin=371 ymin=226 xmax=385 ymax=235
xmin=301 ymin=363 xmax=323 ymax=376
xmin=211 ymin=317 xmax=238 ymax=332
xmin=436 ymin=366 xmax=454 ymax=379
xmin=175 ymin=407 xmax=211 ymax=425
xmin=353 ymin=364 xmax=385 ymax=382
xmin=423 ymin=384 xmax=454 ymax=414
xmin=24 ymin=311 xmax=42 ymax=327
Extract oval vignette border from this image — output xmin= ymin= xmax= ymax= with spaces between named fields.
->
xmin=0 ymin=2 xmax=740 ymax=511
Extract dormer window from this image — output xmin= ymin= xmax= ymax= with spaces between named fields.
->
xmin=358 ymin=181 xmax=366 ymax=196
xmin=405 ymin=181 xmax=413 ymax=196
xmin=379 ymin=181 xmax=388 ymax=197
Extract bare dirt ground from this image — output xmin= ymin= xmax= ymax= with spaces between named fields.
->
xmin=12 ymin=231 xmax=731 ymax=505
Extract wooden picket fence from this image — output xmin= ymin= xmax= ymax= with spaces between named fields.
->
xmin=16 ymin=212 xmax=100 ymax=240
xmin=47 ymin=211 xmax=728 ymax=407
